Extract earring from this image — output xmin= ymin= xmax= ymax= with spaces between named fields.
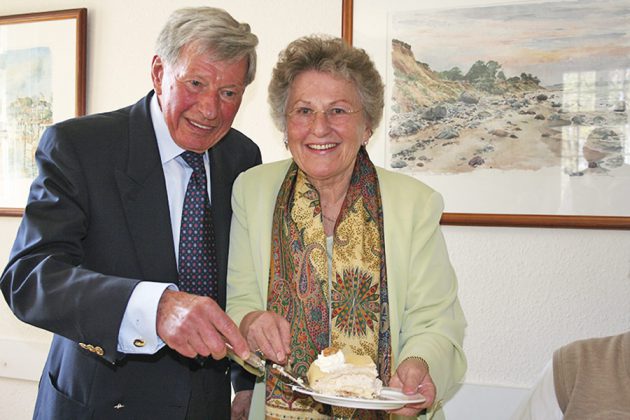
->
xmin=362 ymin=129 xmax=373 ymax=147
xmin=283 ymin=136 xmax=288 ymax=148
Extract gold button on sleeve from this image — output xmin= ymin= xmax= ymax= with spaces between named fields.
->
xmin=133 ymin=339 xmax=146 ymax=348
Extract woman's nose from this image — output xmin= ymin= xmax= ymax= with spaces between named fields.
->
xmin=310 ymin=110 xmax=332 ymax=134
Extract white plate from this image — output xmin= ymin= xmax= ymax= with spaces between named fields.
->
xmin=292 ymin=386 xmax=425 ymax=410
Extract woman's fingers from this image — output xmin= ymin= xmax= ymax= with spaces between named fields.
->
xmin=241 ymin=311 xmax=290 ymax=363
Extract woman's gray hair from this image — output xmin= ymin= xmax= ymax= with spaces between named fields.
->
xmin=155 ymin=7 xmax=258 ymax=85
xmin=268 ymin=34 xmax=384 ymax=134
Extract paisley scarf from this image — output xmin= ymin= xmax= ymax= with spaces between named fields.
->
xmin=265 ymin=148 xmax=391 ymax=419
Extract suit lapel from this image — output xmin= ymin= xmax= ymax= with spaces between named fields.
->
xmin=115 ymin=93 xmax=178 ymax=283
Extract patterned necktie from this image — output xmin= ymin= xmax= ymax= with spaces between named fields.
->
xmin=178 ymin=151 xmax=218 ymax=300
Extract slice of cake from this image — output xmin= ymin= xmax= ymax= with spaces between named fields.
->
xmin=306 ymin=347 xmax=382 ymax=398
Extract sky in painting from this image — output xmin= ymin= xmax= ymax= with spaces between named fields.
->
xmin=2 ymin=47 xmax=52 ymax=100
xmin=390 ymin=0 xmax=630 ymax=86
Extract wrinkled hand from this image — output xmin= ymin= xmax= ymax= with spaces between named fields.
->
xmin=231 ymin=390 xmax=253 ymax=420
xmin=240 ymin=310 xmax=290 ymax=364
xmin=156 ymin=289 xmax=249 ymax=360
xmin=388 ymin=358 xmax=436 ymax=417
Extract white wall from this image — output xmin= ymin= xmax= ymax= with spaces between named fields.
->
xmin=1 ymin=1 xmax=629 ymax=419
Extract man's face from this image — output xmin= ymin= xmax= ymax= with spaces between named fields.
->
xmin=151 ymin=44 xmax=248 ymax=152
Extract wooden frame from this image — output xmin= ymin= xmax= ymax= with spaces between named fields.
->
xmin=0 ymin=8 xmax=87 ymax=217
xmin=341 ymin=0 xmax=630 ymax=229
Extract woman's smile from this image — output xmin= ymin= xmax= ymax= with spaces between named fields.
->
xmin=307 ymin=142 xmax=338 ymax=151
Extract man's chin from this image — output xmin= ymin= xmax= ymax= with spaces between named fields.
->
xmin=174 ymin=134 xmax=226 ymax=153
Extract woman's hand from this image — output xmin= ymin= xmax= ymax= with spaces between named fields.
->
xmin=388 ymin=357 xmax=436 ymax=417
xmin=240 ymin=310 xmax=291 ymax=364
xmin=231 ymin=390 xmax=253 ymax=420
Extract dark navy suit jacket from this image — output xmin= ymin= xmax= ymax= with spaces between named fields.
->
xmin=0 ymin=92 xmax=261 ymax=419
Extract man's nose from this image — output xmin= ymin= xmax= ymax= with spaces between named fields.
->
xmin=198 ymin=93 xmax=219 ymax=120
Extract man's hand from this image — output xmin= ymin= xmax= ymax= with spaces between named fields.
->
xmin=156 ymin=289 xmax=249 ymax=360
xmin=388 ymin=357 xmax=436 ymax=417
xmin=231 ymin=390 xmax=253 ymax=420
xmin=240 ymin=310 xmax=290 ymax=364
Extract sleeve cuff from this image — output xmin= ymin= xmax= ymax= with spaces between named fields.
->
xmin=117 ymin=282 xmax=177 ymax=354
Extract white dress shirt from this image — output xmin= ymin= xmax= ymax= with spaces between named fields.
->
xmin=117 ymin=94 xmax=211 ymax=354
xmin=511 ymin=360 xmax=564 ymax=420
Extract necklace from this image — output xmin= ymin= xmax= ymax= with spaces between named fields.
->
xmin=322 ymin=213 xmax=337 ymax=223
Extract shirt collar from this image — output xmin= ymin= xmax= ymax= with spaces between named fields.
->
xmin=150 ymin=93 xmax=186 ymax=164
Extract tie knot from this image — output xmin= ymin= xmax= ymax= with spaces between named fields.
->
xmin=181 ymin=151 xmax=205 ymax=173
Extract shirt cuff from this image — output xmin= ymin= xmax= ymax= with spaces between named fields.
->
xmin=117 ymin=282 xmax=177 ymax=354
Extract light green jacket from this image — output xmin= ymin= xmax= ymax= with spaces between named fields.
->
xmin=227 ymin=159 xmax=467 ymax=420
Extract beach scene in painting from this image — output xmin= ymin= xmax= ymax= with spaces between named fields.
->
xmin=0 ymin=47 xmax=53 ymax=179
xmin=0 ymin=46 xmax=52 ymax=209
xmin=387 ymin=0 xmax=629 ymax=178
xmin=0 ymin=17 xmax=77 ymax=209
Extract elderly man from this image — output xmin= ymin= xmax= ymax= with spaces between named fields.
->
xmin=1 ymin=7 xmax=260 ymax=419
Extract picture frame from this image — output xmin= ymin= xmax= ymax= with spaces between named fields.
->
xmin=0 ymin=8 xmax=87 ymax=217
xmin=342 ymin=0 xmax=630 ymax=229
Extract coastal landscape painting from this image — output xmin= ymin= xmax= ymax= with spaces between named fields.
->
xmin=1 ymin=47 xmax=53 ymax=180
xmin=379 ymin=0 xmax=630 ymax=219
xmin=0 ymin=9 xmax=85 ymax=214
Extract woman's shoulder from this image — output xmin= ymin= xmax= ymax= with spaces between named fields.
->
xmin=238 ymin=159 xmax=292 ymax=179
xmin=376 ymin=166 xmax=438 ymax=198
xmin=376 ymin=166 xmax=445 ymax=232
xmin=234 ymin=159 xmax=293 ymax=196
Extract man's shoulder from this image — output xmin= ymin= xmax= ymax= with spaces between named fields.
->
xmin=49 ymin=97 xmax=142 ymax=136
xmin=557 ymin=331 xmax=630 ymax=362
xmin=211 ymin=129 xmax=262 ymax=174
xmin=221 ymin=128 xmax=260 ymax=154
xmin=37 ymin=95 xmax=150 ymax=156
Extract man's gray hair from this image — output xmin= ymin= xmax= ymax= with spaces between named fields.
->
xmin=155 ymin=7 xmax=258 ymax=85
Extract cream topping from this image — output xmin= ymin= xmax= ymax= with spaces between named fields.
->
xmin=313 ymin=349 xmax=346 ymax=373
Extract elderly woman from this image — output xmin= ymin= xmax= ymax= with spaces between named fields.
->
xmin=227 ymin=35 xmax=466 ymax=419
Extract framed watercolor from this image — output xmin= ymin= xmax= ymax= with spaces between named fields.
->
xmin=0 ymin=8 xmax=87 ymax=217
xmin=342 ymin=0 xmax=630 ymax=229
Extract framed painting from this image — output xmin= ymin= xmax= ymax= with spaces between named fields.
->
xmin=0 ymin=8 xmax=87 ymax=217
xmin=342 ymin=0 xmax=630 ymax=229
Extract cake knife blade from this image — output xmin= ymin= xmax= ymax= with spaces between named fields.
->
xmin=194 ymin=342 xmax=266 ymax=377
xmin=271 ymin=363 xmax=314 ymax=392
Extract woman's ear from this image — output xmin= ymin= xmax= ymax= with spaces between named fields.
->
xmin=362 ymin=128 xmax=373 ymax=146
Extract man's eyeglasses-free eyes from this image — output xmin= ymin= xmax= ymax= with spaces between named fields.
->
xmin=286 ymin=106 xmax=362 ymax=126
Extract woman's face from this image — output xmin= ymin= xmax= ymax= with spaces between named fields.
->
xmin=285 ymin=70 xmax=371 ymax=185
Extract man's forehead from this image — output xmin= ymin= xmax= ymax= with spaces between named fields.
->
xmin=171 ymin=53 xmax=248 ymax=86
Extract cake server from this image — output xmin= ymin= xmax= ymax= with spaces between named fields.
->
xmin=271 ymin=363 xmax=314 ymax=392
xmin=226 ymin=343 xmax=266 ymax=377
xmin=194 ymin=343 xmax=266 ymax=377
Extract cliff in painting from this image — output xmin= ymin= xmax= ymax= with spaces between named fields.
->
xmin=388 ymin=0 xmax=629 ymax=177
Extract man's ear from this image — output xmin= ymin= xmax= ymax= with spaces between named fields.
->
xmin=151 ymin=55 xmax=164 ymax=94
